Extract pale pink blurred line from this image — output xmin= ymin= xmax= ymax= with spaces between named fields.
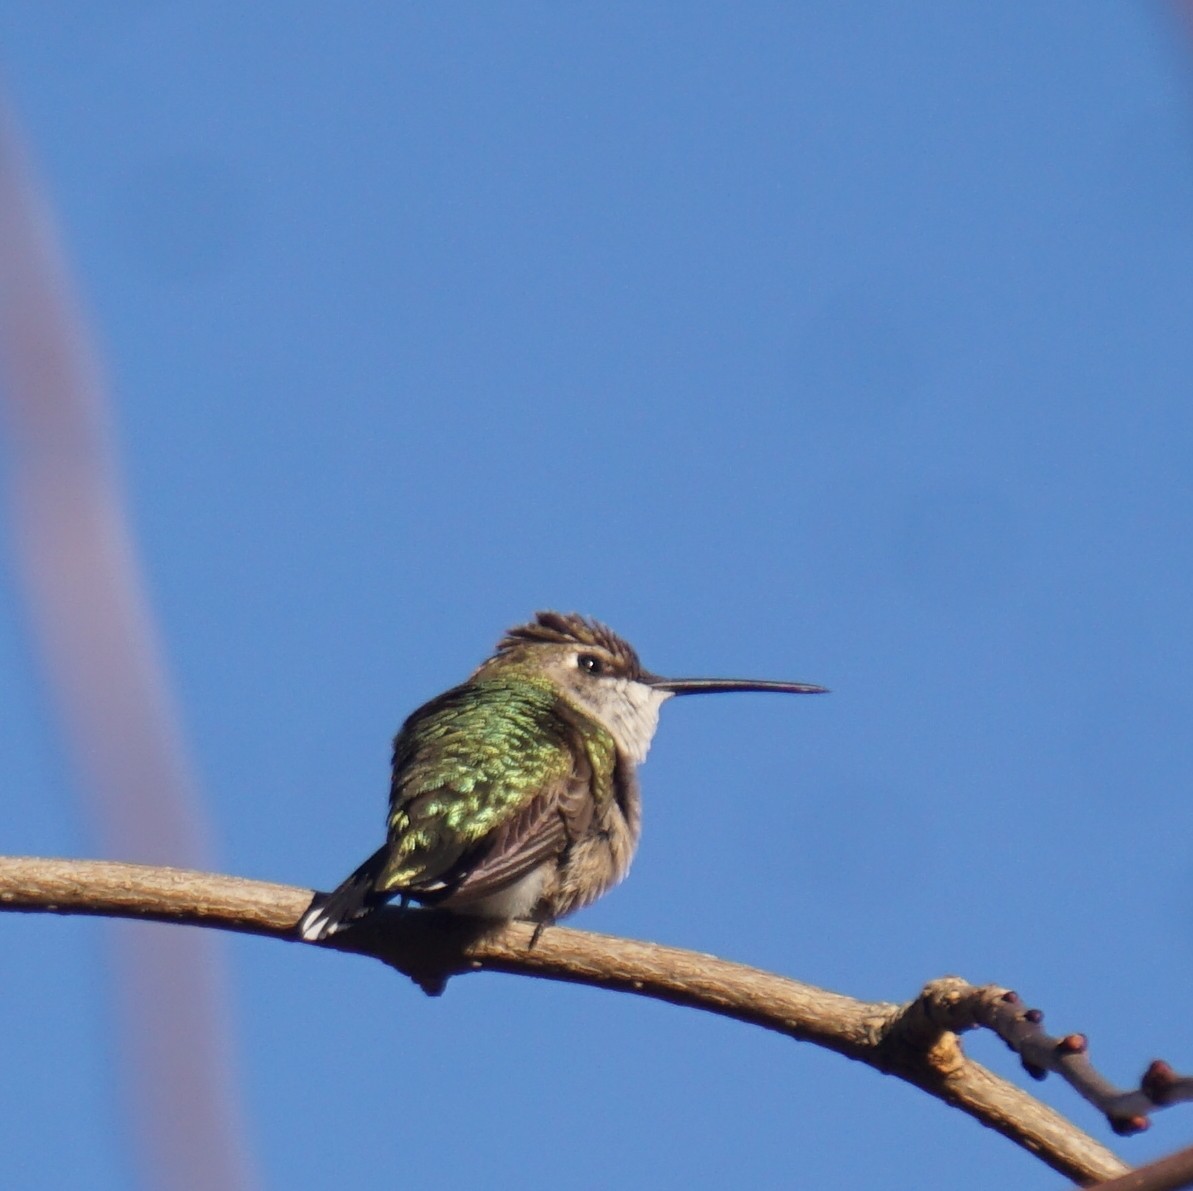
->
xmin=0 ymin=101 xmax=258 ymax=1191
xmin=1179 ymin=2 xmax=1193 ymax=57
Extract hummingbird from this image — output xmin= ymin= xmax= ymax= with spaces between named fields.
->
xmin=299 ymin=611 xmax=825 ymax=941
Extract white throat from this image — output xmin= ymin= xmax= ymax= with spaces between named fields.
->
xmin=600 ymin=680 xmax=671 ymax=764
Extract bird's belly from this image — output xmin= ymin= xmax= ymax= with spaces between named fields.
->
xmin=446 ymin=865 xmax=550 ymax=920
xmin=543 ymin=826 xmax=634 ymax=919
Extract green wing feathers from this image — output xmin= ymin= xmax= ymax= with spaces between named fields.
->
xmin=377 ymin=679 xmax=614 ymax=896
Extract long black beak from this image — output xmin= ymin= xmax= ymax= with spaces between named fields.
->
xmin=646 ymin=675 xmax=828 ymax=696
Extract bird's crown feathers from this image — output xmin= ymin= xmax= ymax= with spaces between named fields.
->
xmin=495 ymin=610 xmax=642 ymax=678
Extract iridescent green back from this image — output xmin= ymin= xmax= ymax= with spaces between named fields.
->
xmin=378 ymin=677 xmax=614 ymax=892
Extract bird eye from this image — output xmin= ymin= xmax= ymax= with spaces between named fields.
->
xmin=577 ymin=653 xmax=604 ymax=675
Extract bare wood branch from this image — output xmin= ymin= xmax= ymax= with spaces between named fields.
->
xmin=1080 ymin=1143 xmax=1193 ymax=1191
xmin=0 ymin=855 xmax=1130 ymax=1185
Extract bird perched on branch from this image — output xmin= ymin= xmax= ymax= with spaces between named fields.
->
xmin=299 ymin=610 xmax=825 ymax=941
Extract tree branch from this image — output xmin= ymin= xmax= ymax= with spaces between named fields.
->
xmin=1080 ymin=1144 xmax=1193 ymax=1191
xmin=0 ymin=855 xmax=1134 ymax=1185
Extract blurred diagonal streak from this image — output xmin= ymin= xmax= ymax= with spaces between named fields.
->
xmin=0 ymin=98 xmax=258 ymax=1190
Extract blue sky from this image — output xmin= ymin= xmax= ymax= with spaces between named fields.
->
xmin=1 ymin=4 xmax=1192 ymax=1188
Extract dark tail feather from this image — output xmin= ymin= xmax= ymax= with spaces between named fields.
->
xmin=298 ymin=846 xmax=390 ymax=941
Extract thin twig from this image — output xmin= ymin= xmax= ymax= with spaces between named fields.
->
xmin=913 ymin=982 xmax=1193 ymax=1135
